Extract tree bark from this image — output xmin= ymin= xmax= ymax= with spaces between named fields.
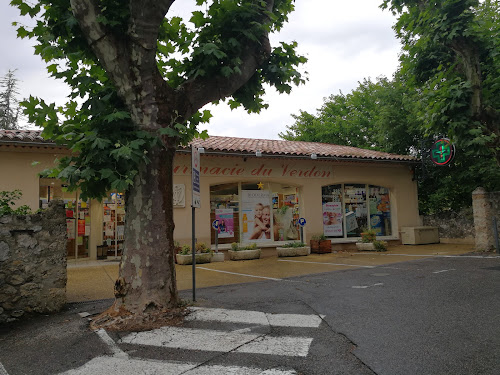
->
xmin=110 ymin=143 xmax=178 ymax=315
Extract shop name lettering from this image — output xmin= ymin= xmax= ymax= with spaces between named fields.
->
xmin=173 ymin=164 xmax=331 ymax=178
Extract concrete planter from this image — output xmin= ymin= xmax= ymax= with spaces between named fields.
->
xmin=211 ymin=252 xmax=225 ymax=262
xmin=228 ymin=249 xmax=261 ymax=260
xmin=356 ymin=242 xmax=376 ymax=251
xmin=176 ymin=253 xmax=212 ymax=265
xmin=277 ymin=246 xmax=310 ymax=257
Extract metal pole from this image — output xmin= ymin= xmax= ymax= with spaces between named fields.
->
xmin=493 ymin=217 xmax=499 ymax=254
xmin=215 ymin=229 xmax=218 ymax=253
xmin=192 ymin=205 xmax=196 ymax=301
xmin=300 ymin=226 xmax=304 ymax=244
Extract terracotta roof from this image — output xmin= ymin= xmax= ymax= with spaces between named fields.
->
xmin=0 ymin=129 xmax=53 ymax=145
xmin=0 ymin=129 xmax=416 ymax=162
xmin=190 ymin=136 xmax=416 ymax=162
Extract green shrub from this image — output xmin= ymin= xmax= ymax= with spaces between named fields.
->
xmin=361 ymin=229 xmax=377 ymax=243
xmin=180 ymin=245 xmax=191 ymax=255
xmin=231 ymin=242 xmax=259 ymax=251
xmin=373 ymin=240 xmax=388 ymax=252
xmin=281 ymin=242 xmax=306 ymax=248
xmin=0 ymin=190 xmax=32 ymax=217
xmin=196 ymin=242 xmax=212 ymax=254
xmin=311 ymin=234 xmax=327 ymax=241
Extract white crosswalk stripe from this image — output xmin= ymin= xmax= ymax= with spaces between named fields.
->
xmin=59 ymin=307 xmax=322 ymax=374
xmin=187 ymin=307 xmax=324 ymax=327
xmin=60 ymin=356 xmax=298 ymax=375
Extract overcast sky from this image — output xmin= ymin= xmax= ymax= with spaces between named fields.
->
xmin=1 ymin=0 xmax=402 ymax=140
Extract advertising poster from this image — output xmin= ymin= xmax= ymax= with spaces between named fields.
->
xmin=241 ymin=190 xmax=273 ymax=242
xmin=323 ymin=202 xmax=343 ymax=236
xmin=215 ymin=208 xmax=234 ymax=238
xmin=66 ymin=218 xmax=75 ymax=240
xmin=78 ymin=219 xmax=86 ymax=236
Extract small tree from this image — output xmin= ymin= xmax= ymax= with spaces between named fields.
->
xmin=0 ymin=69 xmax=22 ymax=130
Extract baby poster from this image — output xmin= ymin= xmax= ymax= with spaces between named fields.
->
xmin=323 ymin=202 xmax=343 ymax=237
xmin=215 ymin=208 xmax=234 ymax=238
xmin=241 ymin=190 xmax=273 ymax=242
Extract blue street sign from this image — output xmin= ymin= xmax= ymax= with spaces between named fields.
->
xmin=298 ymin=217 xmax=306 ymax=227
xmin=212 ymin=219 xmax=219 ymax=230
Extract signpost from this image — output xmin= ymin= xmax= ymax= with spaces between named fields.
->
xmin=191 ymin=145 xmax=201 ymax=301
xmin=212 ymin=219 xmax=219 ymax=253
xmin=298 ymin=217 xmax=306 ymax=243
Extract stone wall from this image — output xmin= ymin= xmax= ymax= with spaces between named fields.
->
xmin=422 ymin=207 xmax=475 ymax=242
xmin=0 ymin=200 xmax=67 ymax=323
xmin=472 ymin=187 xmax=500 ymax=251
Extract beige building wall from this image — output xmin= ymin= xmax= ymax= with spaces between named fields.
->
xmin=1 ymin=146 xmax=420 ymax=259
xmin=172 ymin=154 xmax=420 ymax=245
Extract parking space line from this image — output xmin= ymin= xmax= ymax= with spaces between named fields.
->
xmin=355 ymin=253 xmax=500 ymax=259
xmin=433 ymin=269 xmax=455 ymax=274
xmin=196 ymin=267 xmax=283 ymax=281
xmin=278 ymin=259 xmax=375 ymax=268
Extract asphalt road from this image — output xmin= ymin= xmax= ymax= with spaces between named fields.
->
xmin=1 ymin=254 xmax=499 ymax=374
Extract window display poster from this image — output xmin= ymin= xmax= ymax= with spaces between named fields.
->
xmin=215 ymin=208 xmax=234 ymax=238
xmin=241 ymin=190 xmax=273 ymax=242
xmin=345 ymin=211 xmax=359 ymax=233
xmin=66 ymin=218 xmax=75 ymax=240
xmin=105 ymin=222 xmax=114 ymax=237
xmin=323 ymin=202 xmax=343 ymax=236
xmin=78 ymin=219 xmax=86 ymax=236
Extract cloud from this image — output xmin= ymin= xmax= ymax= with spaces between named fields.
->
xmin=0 ymin=0 xmax=403 ymax=140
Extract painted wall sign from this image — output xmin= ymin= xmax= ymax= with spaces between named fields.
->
xmin=174 ymin=162 xmax=332 ymax=179
xmin=431 ymin=138 xmax=455 ymax=166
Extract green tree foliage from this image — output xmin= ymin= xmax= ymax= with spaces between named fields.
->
xmin=281 ymin=75 xmax=500 ymax=214
xmin=12 ymin=0 xmax=306 ymax=200
xmin=0 ymin=69 xmax=22 ymax=130
xmin=381 ymin=0 xmax=500 ymax=166
xmin=280 ymin=76 xmax=421 ymax=155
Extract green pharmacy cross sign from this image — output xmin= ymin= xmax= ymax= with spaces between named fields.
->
xmin=430 ymin=138 xmax=455 ymax=166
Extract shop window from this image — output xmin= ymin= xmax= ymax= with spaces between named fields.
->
xmin=103 ymin=193 xmax=125 ymax=258
xmin=322 ymin=183 xmax=392 ymax=239
xmin=39 ymin=178 xmax=91 ymax=259
xmin=210 ymin=183 xmax=240 ymax=244
xmin=210 ymin=182 xmax=301 ymax=245
xmin=368 ymin=185 xmax=392 ymax=236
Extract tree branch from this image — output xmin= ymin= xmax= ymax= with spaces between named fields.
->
xmin=178 ymin=0 xmax=275 ymax=119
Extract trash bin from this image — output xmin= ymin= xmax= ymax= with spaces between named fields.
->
xmin=96 ymin=245 xmax=108 ymax=260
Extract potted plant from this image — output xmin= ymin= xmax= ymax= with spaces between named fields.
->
xmin=276 ymin=242 xmax=310 ymax=257
xmin=356 ymin=229 xmax=388 ymax=251
xmin=175 ymin=243 xmax=213 ymax=265
xmin=228 ymin=242 xmax=261 ymax=260
xmin=310 ymin=234 xmax=332 ymax=254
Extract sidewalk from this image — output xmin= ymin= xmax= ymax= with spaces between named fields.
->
xmin=66 ymin=243 xmax=477 ymax=302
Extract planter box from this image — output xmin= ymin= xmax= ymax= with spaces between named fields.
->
xmin=310 ymin=239 xmax=332 ymax=254
xmin=277 ymin=246 xmax=310 ymax=257
xmin=176 ymin=253 xmax=212 ymax=265
xmin=211 ymin=252 xmax=225 ymax=262
xmin=356 ymin=242 xmax=376 ymax=251
xmin=228 ymin=249 xmax=261 ymax=260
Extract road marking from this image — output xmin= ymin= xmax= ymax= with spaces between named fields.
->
xmin=120 ymin=327 xmax=313 ymax=357
xmin=278 ymin=259 xmax=375 ymax=268
xmin=95 ymin=329 xmax=128 ymax=359
xmin=59 ymin=356 xmax=297 ymax=375
xmin=0 ymin=362 xmax=9 ymax=375
xmin=352 ymin=283 xmax=384 ymax=289
xmin=355 ymin=253 xmax=500 ymax=259
xmin=433 ymin=269 xmax=456 ymax=274
xmin=197 ymin=267 xmax=283 ymax=281
xmin=187 ymin=307 xmax=324 ymax=328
